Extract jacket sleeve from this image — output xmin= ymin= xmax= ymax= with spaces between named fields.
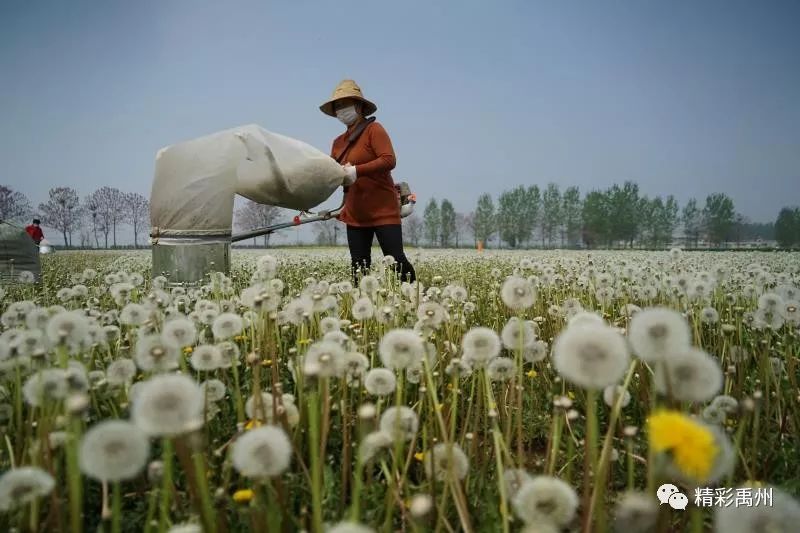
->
xmin=354 ymin=122 xmax=396 ymax=177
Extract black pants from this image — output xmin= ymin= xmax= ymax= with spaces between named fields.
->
xmin=346 ymin=224 xmax=416 ymax=284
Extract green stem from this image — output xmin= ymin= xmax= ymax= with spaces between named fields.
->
xmin=307 ymin=390 xmax=323 ymax=533
xmin=231 ymin=359 xmax=246 ymax=424
xmin=264 ymin=480 xmax=282 ymax=533
xmin=583 ymin=388 xmax=600 ymax=533
xmin=66 ymin=416 xmax=83 ymax=533
xmin=690 ymin=504 xmax=704 ymax=533
xmin=483 ymin=372 xmax=510 ymax=533
xmin=159 ymin=439 xmax=174 ymax=532
xmin=349 ymin=454 xmax=364 ymax=522
xmin=192 ymin=451 xmax=218 ymax=533
xmin=144 ymin=487 xmax=159 ymax=533
xmin=112 ymin=482 xmax=122 ymax=533
xmin=546 ymin=411 xmax=563 ymax=476
xmin=626 ymin=438 xmax=635 ymax=491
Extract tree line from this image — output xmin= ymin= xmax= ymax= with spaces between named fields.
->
xmin=2 ymin=183 xmax=794 ymax=249
xmin=1 ymin=185 xmax=149 ymax=248
xmin=403 ymin=181 xmax=787 ymax=249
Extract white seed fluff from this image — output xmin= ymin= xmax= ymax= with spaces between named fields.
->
xmin=79 ymin=420 xmax=150 ymax=482
xmin=131 ymin=374 xmax=204 ymax=437
xmin=231 ymin=426 xmax=292 ymax=478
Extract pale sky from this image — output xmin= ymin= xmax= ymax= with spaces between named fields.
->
xmin=2 ymin=0 xmax=799 ymax=244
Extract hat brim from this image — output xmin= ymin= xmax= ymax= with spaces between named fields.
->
xmin=320 ymin=95 xmax=377 ymax=117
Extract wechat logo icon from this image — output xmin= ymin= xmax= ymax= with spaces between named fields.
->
xmin=657 ymin=484 xmax=688 ymax=511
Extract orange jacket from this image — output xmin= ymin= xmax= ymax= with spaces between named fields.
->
xmin=331 ymin=120 xmax=401 ymax=227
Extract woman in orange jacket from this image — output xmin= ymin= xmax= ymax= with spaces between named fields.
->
xmin=320 ymin=80 xmax=416 ymax=285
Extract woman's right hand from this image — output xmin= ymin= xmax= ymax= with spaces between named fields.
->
xmin=342 ymin=163 xmax=357 ymax=186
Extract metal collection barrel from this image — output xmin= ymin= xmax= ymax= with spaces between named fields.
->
xmin=151 ymin=234 xmax=231 ymax=286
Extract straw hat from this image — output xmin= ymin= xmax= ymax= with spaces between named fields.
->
xmin=319 ymin=79 xmax=377 ymax=117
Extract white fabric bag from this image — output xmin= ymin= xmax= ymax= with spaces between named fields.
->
xmin=235 ymin=125 xmax=345 ymax=210
xmin=150 ymin=124 xmax=345 ymax=237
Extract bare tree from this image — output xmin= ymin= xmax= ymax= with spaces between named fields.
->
xmin=83 ymin=195 xmax=103 ymax=248
xmin=235 ymin=200 xmax=283 ymax=247
xmin=39 ymin=187 xmax=81 ymax=247
xmin=313 ymin=219 xmax=341 ymax=246
xmin=455 ymin=212 xmax=472 ymax=248
xmin=79 ymin=226 xmax=92 ymax=248
xmin=86 ymin=189 xmax=113 ymax=247
xmin=0 ymin=185 xmax=32 ymax=223
xmin=402 ymin=213 xmax=423 ymax=247
xmin=125 ymin=192 xmax=149 ymax=248
xmin=87 ymin=187 xmax=126 ymax=247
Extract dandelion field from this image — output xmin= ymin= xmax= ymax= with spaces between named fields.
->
xmin=1 ymin=248 xmax=800 ymax=533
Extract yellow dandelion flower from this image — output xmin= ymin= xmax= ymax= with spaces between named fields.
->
xmin=261 ymin=359 xmax=272 ymax=366
xmin=244 ymin=419 xmax=263 ymax=430
xmin=647 ymin=410 xmax=718 ymax=481
xmin=567 ymin=391 xmax=575 ymax=400
xmin=233 ymin=489 xmax=255 ymax=503
xmin=414 ymin=452 xmax=424 ymax=462
xmin=526 ymin=369 xmax=538 ymax=378
xmin=298 ymin=339 xmax=311 ymax=345
xmin=183 ymin=346 xmax=193 ymax=354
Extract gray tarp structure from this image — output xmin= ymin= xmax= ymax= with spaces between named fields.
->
xmin=0 ymin=222 xmax=40 ymax=283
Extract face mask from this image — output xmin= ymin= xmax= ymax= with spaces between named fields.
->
xmin=336 ymin=105 xmax=359 ymax=125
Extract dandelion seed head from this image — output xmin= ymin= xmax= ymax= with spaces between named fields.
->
xmin=303 ymin=340 xmax=346 ymax=378
xmin=461 ymin=327 xmax=501 ymax=367
xmin=424 ymin=443 xmax=469 ymax=481
xmin=378 ymin=329 xmax=425 ymax=370
xmin=713 ymin=485 xmax=800 ymax=533
xmin=614 ymin=491 xmax=658 ymax=533
xmin=503 ymin=468 xmax=533 ymax=499
xmin=501 ymin=317 xmax=537 ymax=350
xmin=523 ymin=340 xmax=549 ymax=363
xmin=351 ymin=296 xmax=375 ymax=321
xmin=231 ymin=426 xmax=292 ymax=478
xmin=603 ymin=385 xmax=631 ymax=408
xmin=409 ymin=493 xmax=433 ymax=518
xmin=79 ymin=420 xmax=150 ymax=482
xmin=162 ymin=318 xmax=197 ymax=348
xmin=710 ymin=395 xmax=738 ymax=414
xmin=119 ymin=303 xmax=148 ymax=326
xmin=567 ymin=311 xmax=605 ymax=328
xmin=191 ymin=344 xmax=223 ymax=371
xmin=0 ymin=467 xmax=56 ymax=511
xmin=487 ymin=357 xmax=515 ymax=382
xmin=628 ymin=308 xmax=692 ymax=362
xmin=23 ymin=369 xmax=68 ymax=407
xmin=379 ymin=406 xmax=418 ymax=442
xmin=104 ymin=358 xmax=136 ymax=386
xmin=552 ymin=324 xmax=630 ymax=390
xmin=416 ymin=301 xmax=446 ymax=328
xmin=500 ymin=276 xmax=537 ymax=310
xmin=131 ymin=373 xmax=204 ymax=436
xmin=511 ymin=476 xmax=579 ymax=527
xmin=357 ymin=403 xmax=376 ymax=420
xmin=328 ymin=521 xmax=375 ymax=533
xmin=216 ymin=341 xmax=241 ymax=368
xmin=320 ymin=317 xmax=341 ymax=334
xmin=364 ymin=368 xmax=396 ymax=396
xmin=654 ymin=347 xmax=722 ymax=402
xmin=45 ymin=310 xmax=90 ymax=347
xmin=134 ymin=334 xmax=180 ymax=373
xmin=359 ymin=430 xmax=393 ymax=462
